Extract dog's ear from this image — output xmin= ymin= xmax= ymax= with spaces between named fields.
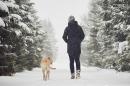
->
xmin=48 ymin=57 xmax=51 ymax=59
xmin=48 ymin=57 xmax=53 ymax=64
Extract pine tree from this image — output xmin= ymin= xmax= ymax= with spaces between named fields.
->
xmin=0 ymin=0 xmax=57 ymax=75
xmin=81 ymin=0 xmax=102 ymax=67
xmin=39 ymin=20 xmax=57 ymax=60
xmin=12 ymin=0 xmax=46 ymax=71
xmin=0 ymin=0 xmax=16 ymax=76
xmin=82 ymin=0 xmax=130 ymax=71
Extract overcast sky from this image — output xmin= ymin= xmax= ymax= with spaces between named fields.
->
xmin=32 ymin=0 xmax=90 ymax=65
xmin=33 ymin=0 xmax=90 ymax=38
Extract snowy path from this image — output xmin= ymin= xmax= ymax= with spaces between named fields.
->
xmin=0 ymin=67 xmax=130 ymax=86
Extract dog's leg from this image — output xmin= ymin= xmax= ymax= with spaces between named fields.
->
xmin=43 ymin=71 xmax=45 ymax=80
xmin=45 ymin=71 xmax=47 ymax=81
xmin=46 ymin=71 xmax=48 ymax=80
xmin=47 ymin=70 xmax=50 ymax=80
xmin=42 ymin=70 xmax=46 ymax=80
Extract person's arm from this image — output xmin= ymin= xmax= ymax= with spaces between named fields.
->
xmin=62 ymin=27 xmax=68 ymax=43
xmin=79 ymin=26 xmax=85 ymax=41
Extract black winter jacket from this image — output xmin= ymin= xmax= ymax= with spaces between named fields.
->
xmin=62 ymin=21 xmax=85 ymax=55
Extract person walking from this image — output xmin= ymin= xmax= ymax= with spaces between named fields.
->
xmin=62 ymin=16 xmax=85 ymax=79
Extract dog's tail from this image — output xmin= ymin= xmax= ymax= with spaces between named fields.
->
xmin=50 ymin=67 xmax=56 ymax=70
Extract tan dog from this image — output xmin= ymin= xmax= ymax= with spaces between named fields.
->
xmin=40 ymin=57 xmax=56 ymax=81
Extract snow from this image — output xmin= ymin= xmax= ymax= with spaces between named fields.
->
xmin=37 ymin=30 xmax=45 ymax=35
xmin=118 ymin=41 xmax=128 ymax=54
xmin=37 ymin=48 xmax=42 ymax=51
xmin=4 ymin=53 xmax=17 ymax=57
xmin=8 ymin=0 xmax=15 ymax=3
xmin=113 ymin=22 xmax=126 ymax=30
xmin=119 ymin=11 xmax=124 ymax=16
xmin=0 ymin=44 xmax=4 ymax=47
xmin=19 ymin=9 xmax=28 ymax=15
xmin=0 ymin=17 xmax=5 ymax=27
xmin=4 ymin=1 xmax=19 ymax=9
xmin=18 ymin=22 xmax=32 ymax=33
xmin=0 ymin=1 xmax=9 ymax=13
xmin=9 ymin=14 xmax=22 ymax=21
xmin=0 ymin=44 xmax=10 ymax=49
xmin=0 ymin=66 xmax=130 ymax=86
xmin=113 ymin=23 xmax=121 ymax=29
xmin=15 ymin=30 xmax=22 ymax=36
xmin=25 ymin=36 xmax=34 ymax=43
xmin=113 ymin=42 xmax=119 ymax=51
xmin=127 ymin=25 xmax=130 ymax=30
xmin=27 ymin=15 xmax=34 ymax=21
xmin=21 ymin=5 xmax=28 ymax=10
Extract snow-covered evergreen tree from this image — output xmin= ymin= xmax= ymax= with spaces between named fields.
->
xmin=82 ymin=0 xmax=130 ymax=71
xmin=0 ymin=0 xmax=16 ymax=76
xmin=39 ymin=20 xmax=57 ymax=61
xmin=0 ymin=0 xmax=57 ymax=75
xmin=81 ymin=0 xmax=102 ymax=67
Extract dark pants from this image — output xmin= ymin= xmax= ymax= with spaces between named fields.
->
xmin=68 ymin=53 xmax=80 ymax=74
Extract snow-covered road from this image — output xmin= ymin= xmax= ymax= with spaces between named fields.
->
xmin=0 ymin=66 xmax=130 ymax=86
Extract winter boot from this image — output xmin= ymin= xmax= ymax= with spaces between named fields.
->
xmin=71 ymin=73 xmax=75 ymax=79
xmin=76 ymin=70 xmax=80 ymax=79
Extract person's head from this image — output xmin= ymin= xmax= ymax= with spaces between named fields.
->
xmin=68 ymin=16 xmax=75 ymax=22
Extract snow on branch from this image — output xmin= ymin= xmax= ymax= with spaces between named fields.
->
xmin=9 ymin=14 xmax=22 ymax=21
xmin=118 ymin=41 xmax=128 ymax=54
xmin=4 ymin=1 xmax=19 ymax=9
xmin=127 ymin=25 xmax=130 ymax=30
xmin=19 ymin=9 xmax=28 ymax=15
xmin=15 ymin=30 xmax=22 ymax=36
xmin=0 ymin=1 xmax=9 ymax=17
xmin=27 ymin=15 xmax=34 ymax=21
xmin=7 ymin=0 xmax=15 ymax=3
xmin=18 ymin=22 xmax=32 ymax=33
xmin=37 ymin=30 xmax=46 ymax=35
xmin=25 ymin=36 xmax=34 ymax=43
xmin=0 ymin=17 xmax=5 ymax=27
xmin=0 ymin=1 xmax=9 ymax=13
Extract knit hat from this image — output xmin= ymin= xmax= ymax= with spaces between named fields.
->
xmin=68 ymin=16 xmax=75 ymax=22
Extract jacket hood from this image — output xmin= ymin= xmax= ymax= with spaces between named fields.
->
xmin=68 ymin=20 xmax=78 ymax=27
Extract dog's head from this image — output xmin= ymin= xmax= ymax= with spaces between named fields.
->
xmin=47 ymin=57 xmax=53 ymax=64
